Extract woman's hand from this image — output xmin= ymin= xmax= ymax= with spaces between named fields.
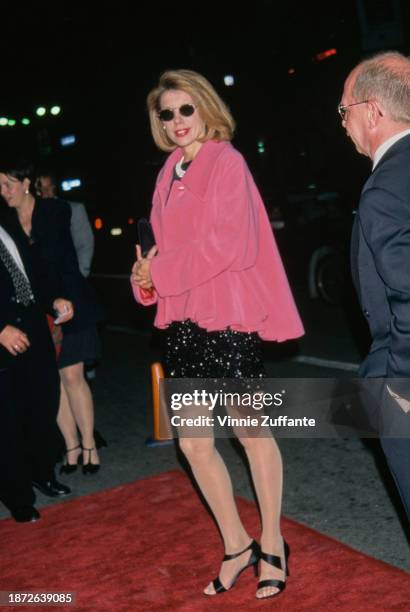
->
xmin=0 ymin=325 xmax=30 ymax=356
xmin=131 ymin=244 xmax=158 ymax=289
xmin=53 ymin=298 xmax=74 ymax=324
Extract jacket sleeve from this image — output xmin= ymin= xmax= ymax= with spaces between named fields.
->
xmin=359 ymin=186 xmax=410 ymax=377
xmin=0 ymin=312 xmax=10 ymax=334
xmin=32 ymin=200 xmax=74 ymax=311
xmin=130 ymin=277 xmax=158 ymax=306
xmin=70 ymin=203 xmax=95 ymax=277
xmin=150 ymin=155 xmax=258 ymax=297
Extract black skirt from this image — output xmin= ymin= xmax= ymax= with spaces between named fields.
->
xmin=58 ymin=326 xmax=101 ymax=369
xmin=165 ymin=320 xmax=265 ymax=379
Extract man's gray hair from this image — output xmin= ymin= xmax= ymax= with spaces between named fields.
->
xmin=353 ymin=51 xmax=410 ymax=123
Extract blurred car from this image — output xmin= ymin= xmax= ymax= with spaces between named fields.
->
xmin=269 ymin=189 xmax=352 ymax=306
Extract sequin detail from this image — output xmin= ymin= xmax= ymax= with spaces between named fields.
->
xmin=165 ymin=320 xmax=266 ymax=378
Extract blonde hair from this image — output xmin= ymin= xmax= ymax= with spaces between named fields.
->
xmin=147 ymin=69 xmax=235 ymax=151
xmin=353 ymin=51 xmax=410 ymax=123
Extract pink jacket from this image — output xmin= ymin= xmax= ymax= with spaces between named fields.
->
xmin=131 ymin=140 xmax=304 ymax=342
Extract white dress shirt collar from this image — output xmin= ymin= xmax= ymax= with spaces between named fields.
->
xmin=0 ymin=224 xmax=29 ymax=279
xmin=372 ymin=128 xmax=410 ymax=170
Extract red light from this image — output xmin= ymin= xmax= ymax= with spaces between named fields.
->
xmin=94 ymin=218 xmax=103 ymax=230
xmin=128 ymin=217 xmax=135 ymax=225
xmin=315 ymin=48 xmax=337 ymax=62
xmin=288 ymin=68 xmax=296 ymax=75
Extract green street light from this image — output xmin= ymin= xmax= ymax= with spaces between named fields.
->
xmin=21 ymin=117 xmax=31 ymax=126
xmin=36 ymin=106 xmax=46 ymax=117
xmin=0 ymin=117 xmax=8 ymax=126
xmin=50 ymin=105 xmax=61 ymax=116
xmin=257 ymin=140 xmax=265 ymax=154
xmin=7 ymin=119 xmax=16 ymax=126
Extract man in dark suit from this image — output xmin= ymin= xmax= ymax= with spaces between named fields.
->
xmin=0 ymin=214 xmax=73 ymax=522
xmin=340 ymin=51 xmax=410 ymax=520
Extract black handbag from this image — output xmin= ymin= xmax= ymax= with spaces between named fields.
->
xmin=137 ymin=218 xmax=156 ymax=257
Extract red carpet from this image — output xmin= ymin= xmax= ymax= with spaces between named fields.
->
xmin=0 ymin=470 xmax=408 ymax=611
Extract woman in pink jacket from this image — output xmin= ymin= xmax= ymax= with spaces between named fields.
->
xmin=131 ymin=70 xmax=304 ymax=600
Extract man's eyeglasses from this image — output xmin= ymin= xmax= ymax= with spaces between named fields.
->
xmin=337 ymin=100 xmax=369 ymax=120
xmin=158 ymin=104 xmax=196 ymax=122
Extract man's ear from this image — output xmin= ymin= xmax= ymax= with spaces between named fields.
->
xmin=367 ymin=101 xmax=383 ymax=127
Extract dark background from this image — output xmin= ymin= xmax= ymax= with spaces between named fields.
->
xmin=0 ymin=0 xmax=408 ymax=273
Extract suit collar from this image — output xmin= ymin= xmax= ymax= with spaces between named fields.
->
xmin=372 ymin=132 xmax=410 ymax=172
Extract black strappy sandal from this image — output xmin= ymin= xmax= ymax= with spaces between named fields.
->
xmin=205 ymin=539 xmax=261 ymax=595
xmin=59 ymin=444 xmax=82 ymax=474
xmin=82 ymin=447 xmax=100 ymax=474
xmin=256 ymin=540 xmax=290 ymax=599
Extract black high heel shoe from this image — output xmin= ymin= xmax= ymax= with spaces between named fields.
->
xmin=94 ymin=429 xmax=108 ymax=449
xmin=256 ymin=539 xmax=290 ymax=599
xmin=82 ymin=447 xmax=100 ymax=475
xmin=60 ymin=444 xmax=82 ymax=475
xmin=205 ymin=539 xmax=261 ymax=595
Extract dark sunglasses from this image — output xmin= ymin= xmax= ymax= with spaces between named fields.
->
xmin=158 ymin=104 xmax=196 ymax=122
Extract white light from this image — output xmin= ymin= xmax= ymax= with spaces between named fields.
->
xmin=60 ymin=134 xmax=76 ymax=147
xmin=224 ymin=75 xmax=235 ymax=86
xmin=110 ymin=227 xmax=123 ymax=236
xmin=50 ymin=105 xmax=61 ymax=116
xmin=61 ymin=178 xmax=82 ymax=192
xmin=0 ymin=117 xmax=8 ymax=126
xmin=36 ymin=107 xmax=46 ymax=117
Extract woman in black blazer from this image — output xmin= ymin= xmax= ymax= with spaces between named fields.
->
xmin=0 ymin=160 xmax=104 ymax=474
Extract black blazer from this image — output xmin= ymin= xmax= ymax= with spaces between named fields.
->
xmin=0 ymin=215 xmax=56 ymax=369
xmin=11 ymin=198 xmax=104 ymax=334
xmin=351 ymin=133 xmax=410 ymax=378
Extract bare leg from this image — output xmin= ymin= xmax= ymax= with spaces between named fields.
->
xmin=179 ymin=437 xmax=253 ymax=594
xmin=56 ymin=383 xmax=81 ymax=464
xmin=240 ymin=435 xmax=286 ymax=598
xmin=60 ymin=362 xmax=99 ymax=465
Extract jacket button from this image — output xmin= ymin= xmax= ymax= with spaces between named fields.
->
xmin=363 ymin=309 xmax=370 ymax=317
xmin=178 ymin=185 xmax=184 ymax=191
